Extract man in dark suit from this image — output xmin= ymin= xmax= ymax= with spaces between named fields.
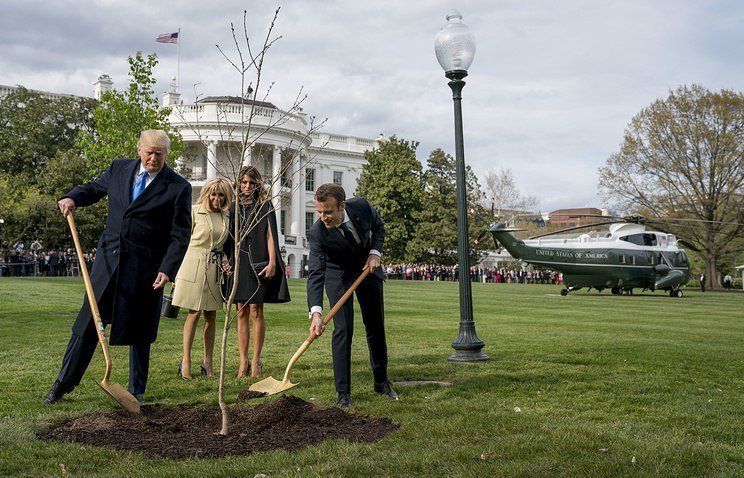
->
xmin=43 ymin=129 xmax=192 ymax=405
xmin=307 ymin=183 xmax=397 ymax=409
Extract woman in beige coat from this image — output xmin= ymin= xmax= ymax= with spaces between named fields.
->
xmin=172 ymin=178 xmax=233 ymax=379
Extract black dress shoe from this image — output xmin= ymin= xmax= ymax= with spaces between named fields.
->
xmin=133 ymin=393 xmax=144 ymax=403
xmin=374 ymin=380 xmax=399 ymax=400
xmin=42 ymin=380 xmax=73 ymax=405
xmin=336 ymin=392 xmax=352 ymax=409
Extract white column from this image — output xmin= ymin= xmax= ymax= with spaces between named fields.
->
xmin=291 ymin=152 xmax=303 ymax=236
xmin=242 ymin=144 xmax=251 ymax=167
xmin=207 ymin=141 xmax=218 ymax=179
xmin=271 ymin=146 xmax=282 ymax=231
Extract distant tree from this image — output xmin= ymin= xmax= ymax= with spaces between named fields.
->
xmin=0 ymin=87 xmax=97 ymax=247
xmin=0 ymin=150 xmax=105 ymax=249
xmin=407 ymin=148 xmax=487 ymax=265
xmin=0 ymin=87 xmax=96 ymax=182
xmin=483 ymin=167 xmax=538 ymax=220
xmin=355 ymin=136 xmax=424 ymax=263
xmin=599 ymin=84 xmax=744 ymax=288
xmin=77 ymin=52 xmax=183 ymax=177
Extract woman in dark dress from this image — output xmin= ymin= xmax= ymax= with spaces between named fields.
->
xmin=227 ymin=166 xmax=290 ymax=378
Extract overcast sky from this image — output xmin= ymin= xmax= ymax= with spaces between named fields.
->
xmin=2 ymin=0 xmax=742 ymax=211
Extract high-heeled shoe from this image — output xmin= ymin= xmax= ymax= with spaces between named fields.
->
xmin=236 ymin=364 xmax=251 ymax=378
xmin=250 ymin=359 xmax=263 ymax=378
xmin=200 ymin=363 xmax=214 ymax=377
xmin=177 ymin=361 xmax=189 ymax=380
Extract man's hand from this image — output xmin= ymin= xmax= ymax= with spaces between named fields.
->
xmin=153 ymin=272 xmax=170 ymax=290
xmin=58 ymin=198 xmax=76 ymax=217
xmin=309 ymin=312 xmax=326 ymax=336
xmin=365 ymin=254 xmax=381 ymax=272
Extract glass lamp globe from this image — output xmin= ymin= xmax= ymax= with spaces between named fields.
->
xmin=434 ymin=10 xmax=476 ymax=73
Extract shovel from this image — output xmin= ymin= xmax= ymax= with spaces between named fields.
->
xmin=66 ymin=214 xmax=141 ymax=413
xmin=250 ymin=266 xmax=371 ymax=395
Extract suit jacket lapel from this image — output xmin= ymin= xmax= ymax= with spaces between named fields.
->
xmin=121 ymin=159 xmax=140 ymax=207
xmin=347 ymin=207 xmax=367 ymax=249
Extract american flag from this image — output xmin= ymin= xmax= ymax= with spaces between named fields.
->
xmin=156 ymin=32 xmax=178 ymax=44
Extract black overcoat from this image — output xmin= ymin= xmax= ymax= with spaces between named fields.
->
xmin=65 ymin=158 xmax=192 ymax=345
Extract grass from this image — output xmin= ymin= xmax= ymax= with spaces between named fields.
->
xmin=0 ymin=277 xmax=742 ymax=477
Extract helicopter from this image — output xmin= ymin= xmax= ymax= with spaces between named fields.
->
xmin=487 ymin=218 xmax=692 ymax=297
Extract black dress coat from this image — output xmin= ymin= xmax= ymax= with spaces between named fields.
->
xmin=65 ymin=158 xmax=192 ymax=345
xmin=225 ymin=199 xmax=290 ymax=304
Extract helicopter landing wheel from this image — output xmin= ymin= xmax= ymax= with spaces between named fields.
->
xmin=611 ymin=287 xmax=621 ymax=295
xmin=560 ymin=289 xmax=569 ymax=296
xmin=673 ymin=289 xmax=683 ymax=298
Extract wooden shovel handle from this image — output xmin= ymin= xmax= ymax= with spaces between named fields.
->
xmin=66 ymin=213 xmax=113 ymax=383
xmin=307 ymin=266 xmax=371 ymax=344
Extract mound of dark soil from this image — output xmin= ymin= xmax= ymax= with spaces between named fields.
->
xmin=38 ymin=395 xmax=400 ymax=459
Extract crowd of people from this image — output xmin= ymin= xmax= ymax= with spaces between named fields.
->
xmin=0 ymin=242 xmax=94 ymax=277
xmin=384 ymin=263 xmax=563 ymax=285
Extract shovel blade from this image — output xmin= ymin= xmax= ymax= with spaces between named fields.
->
xmin=96 ymin=380 xmax=141 ymax=413
xmin=248 ymin=376 xmax=297 ymax=395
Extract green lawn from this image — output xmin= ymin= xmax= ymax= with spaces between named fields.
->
xmin=0 ymin=277 xmax=742 ymax=477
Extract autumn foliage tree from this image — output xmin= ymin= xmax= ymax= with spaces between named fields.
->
xmin=599 ymin=84 xmax=744 ymax=288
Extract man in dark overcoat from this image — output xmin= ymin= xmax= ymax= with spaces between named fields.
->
xmin=43 ymin=129 xmax=192 ymax=404
xmin=307 ymin=183 xmax=397 ymax=409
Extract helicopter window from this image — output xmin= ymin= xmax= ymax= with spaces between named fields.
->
xmin=679 ymin=251 xmax=688 ymax=266
xmin=620 ymin=233 xmax=657 ymax=246
xmin=618 ymin=254 xmax=626 ymax=264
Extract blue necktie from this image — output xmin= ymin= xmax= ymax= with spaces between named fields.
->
xmin=131 ymin=171 xmax=147 ymax=201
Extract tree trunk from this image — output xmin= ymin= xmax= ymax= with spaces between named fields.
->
xmin=705 ymin=258 xmax=722 ymax=289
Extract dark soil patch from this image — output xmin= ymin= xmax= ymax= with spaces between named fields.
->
xmin=236 ymin=389 xmax=268 ymax=401
xmin=38 ymin=395 xmax=400 ymax=459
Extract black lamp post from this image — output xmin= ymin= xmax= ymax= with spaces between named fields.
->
xmin=435 ymin=10 xmax=488 ymax=362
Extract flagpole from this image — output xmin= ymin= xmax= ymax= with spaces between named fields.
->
xmin=176 ymin=28 xmax=181 ymax=92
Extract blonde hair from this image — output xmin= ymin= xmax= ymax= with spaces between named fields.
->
xmin=198 ymin=177 xmax=233 ymax=212
xmin=138 ymin=129 xmax=171 ymax=153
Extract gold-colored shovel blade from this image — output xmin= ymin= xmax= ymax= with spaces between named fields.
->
xmin=248 ymin=376 xmax=297 ymax=395
xmin=96 ymin=380 xmax=141 ymax=413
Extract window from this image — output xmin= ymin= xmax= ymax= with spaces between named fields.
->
xmin=306 ymin=212 xmax=316 ymax=232
xmin=620 ymin=233 xmax=657 ymax=246
xmin=280 ymin=210 xmax=286 ymax=235
xmin=333 ymin=170 xmax=343 ymax=185
xmin=305 ymin=168 xmax=315 ymax=191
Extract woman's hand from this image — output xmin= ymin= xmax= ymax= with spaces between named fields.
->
xmin=221 ymin=259 xmax=232 ymax=276
xmin=259 ymin=261 xmax=276 ymax=278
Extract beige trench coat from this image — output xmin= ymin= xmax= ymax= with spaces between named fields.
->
xmin=172 ymin=204 xmax=229 ymax=311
